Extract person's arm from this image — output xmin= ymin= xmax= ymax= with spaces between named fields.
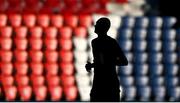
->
xmin=114 ymin=40 xmax=128 ymax=66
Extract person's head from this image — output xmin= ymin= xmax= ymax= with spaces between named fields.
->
xmin=94 ymin=17 xmax=111 ymax=36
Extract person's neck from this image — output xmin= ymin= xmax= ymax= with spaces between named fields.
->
xmin=98 ymin=33 xmax=107 ymax=38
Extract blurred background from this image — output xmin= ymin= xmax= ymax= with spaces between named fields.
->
xmin=0 ymin=0 xmax=180 ymax=102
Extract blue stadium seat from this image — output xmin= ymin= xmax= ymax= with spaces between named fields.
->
xmin=148 ymin=52 xmax=162 ymax=63
xmin=123 ymin=86 xmax=136 ymax=101
xmin=120 ymin=76 xmax=134 ymax=87
xmin=118 ymin=28 xmax=132 ymax=40
xmin=133 ymin=52 xmax=147 ymax=63
xmin=149 ymin=64 xmax=163 ymax=76
xmin=162 ymin=40 xmax=176 ymax=52
xmin=166 ymin=77 xmax=179 ymax=88
xmin=150 ymin=76 xmax=164 ymax=87
xmin=164 ymin=64 xmax=178 ymax=76
xmin=118 ymin=40 xmax=132 ymax=52
xmin=134 ymin=17 xmax=149 ymax=28
xmin=134 ymin=63 xmax=148 ymax=76
xmin=163 ymin=53 xmax=177 ymax=64
xmin=152 ymin=86 xmax=166 ymax=101
xmin=118 ymin=63 xmax=133 ymax=76
xmin=149 ymin=17 xmax=163 ymax=28
xmin=162 ymin=17 xmax=177 ymax=28
xmin=135 ymin=76 xmax=149 ymax=86
xmin=137 ymin=86 xmax=151 ymax=101
xmin=133 ymin=28 xmax=147 ymax=40
xmin=147 ymin=29 xmax=161 ymax=40
xmin=168 ymin=87 xmax=180 ymax=101
xmin=162 ymin=29 xmax=176 ymax=41
xmin=121 ymin=16 xmax=135 ymax=28
xmin=147 ymin=40 xmax=162 ymax=52
xmin=133 ymin=40 xmax=147 ymax=52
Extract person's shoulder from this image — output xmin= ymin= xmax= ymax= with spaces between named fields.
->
xmin=107 ymin=36 xmax=117 ymax=42
xmin=91 ymin=38 xmax=98 ymax=44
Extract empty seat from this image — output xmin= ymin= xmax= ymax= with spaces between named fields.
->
xmin=162 ymin=29 xmax=176 ymax=40
xmin=15 ymin=75 xmax=29 ymax=86
xmin=4 ymin=86 xmax=17 ymax=101
xmin=30 ymin=26 xmax=43 ymax=38
xmin=148 ymin=52 xmax=162 ymax=63
xmin=150 ymin=76 xmax=164 ymax=87
xmin=45 ymin=62 xmax=58 ymax=76
xmin=134 ymin=63 xmax=148 ymax=76
xmin=23 ymin=14 xmax=36 ymax=27
xmin=51 ymin=15 xmax=63 ymax=28
xmin=152 ymin=86 xmax=166 ymax=101
xmin=18 ymin=85 xmax=32 ymax=101
xmin=0 ymin=50 xmax=13 ymax=62
xmin=14 ymin=50 xmax=28 ymax=62
xmin=15 ymin=26 xmax=28 ymax=38
xmin=59 ymin=26 xmax=72 ymax=39
xmin=58 ymin=39 xmax=73 ymax=50
xmin=49 ymin=85 xmax=63 ymax=101
xmin=118 ymin=28 xmax=132 ymax=40
xmin=60 ymin=62 xmax=74 ymax=75
xmin=64 ymin=15 xmax=78 ymax=27
xmin=30 ymin=62 xmax=44 ymax=75
xmin=45 ymin=27 xmax=57 ymax=38
xmin=162 ymin=41 xmax=176 ymax=52
xmin=137 ymin=86 xmax=151 ymax=101
xmin=0 ymin=14 xmax=7 ymax=27
xmin=14 ymin=62 xmax=28 ymax=75
xmin=0 ymin=26 xmax=12 ymax=38
xmin=149 ymin=17 xmax=163 ymax=28
xmin=29 ymin=50 xmax=43 ymax=62
xmin=135 ymin=76 xmax=149 ymax=86
xmin=29 ymin=38 xmax=43 ymax=50
xmin=118 ymin=40 xmax=132 ymax=52
xmin=147 ymin=40 xmax=162 ymax=52
xmin=64 ymin=86 xmax=78 ymax=101
xmin=168 ymin=87 xmax=180 ymax=101
xmin=121 ymin=16 xmax=135 ymax=28
xmin=123 ymin=86 xmax=136 ymax=101
xmin=34 ymin=85 xmax=47 ymax=101
xmin=74 ymin=27 xmax=87 ymax=38
xmin=0 ymin=62 xmax=13 ymax=75
xmin=46 ymin=75 xmax=60 ymax=86
xmin=73 ymin=37 xmax=88 ymax=51
xmin=45 ymin=50 xmax=58 ymax=63
xmin=166 ymin=77 xmax=179 ymax=87
xmin=147 ymin=29 xmax=161 ymax=40
xmin=8 ymin=14 xmax=22 ymax=27
xmin=163 ymin=53 xmax=177 ymax=64
xmin=133 ymin=40 xmax=147 ymax=52
xmin=133 ymin=28 xmax=147 ymax=40
xmin=133 ymin=52 xmax=147 ymax=63
xmin=61 ymin=75 xmax=75 ymax=86
xmin=31 ymin=75 xmax=45 ymax=87
xmin=119 ymin=63 xmax=133 ymax=76
xmin=149 ymin=64 xmax=163 ymax=76
xmin=59 ymin=50 xmax=73 ymax=63
xmin=0 ymin=37 xmax=12 ymax=50
xmin=165 ymin=64 xmax=178 ymax=76
xmin=14 ymin=38 xmax=28 ymax=50
xmin=134 ymin=17 xmax=149 ymax=28
xmin=37 ymin=14 xmax=50 ymax=27
xmin=79 ymin=14 xmax=92 ymax=27
xmin=120 ymin=76 xmax=134 ymax=87
xmin=44 ymin=38 xmax=58 ymax=50
xmin=162 ymin=17 xmax=177 ymax=28
xmin=1 ymin=75 xmax=14 ymax=87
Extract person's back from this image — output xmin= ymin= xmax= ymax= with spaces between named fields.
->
xmin=85 ymin=17 xmax=128 ymax=102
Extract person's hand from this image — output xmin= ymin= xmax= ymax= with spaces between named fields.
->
xmin=85 ymin=62 xmax=92 ymax=72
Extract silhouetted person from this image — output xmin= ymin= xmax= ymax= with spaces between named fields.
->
xmin=85 ymin=17 xmax=128 ymax=102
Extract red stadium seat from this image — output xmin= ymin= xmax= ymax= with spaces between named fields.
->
xmin=45 ymin=50 xmax=58 ymax=63
xmin=0 ymin=26 xmax=12 ymax=38
xmin=44 ymin=39 xmax=58 ymax=50
xmin=29 ymin=38 xmax=43 ymax=50
xmin=64 ymin=86 xmax=78 ymax=101
xmin=14 ymin=50 xmax=28 ymax=62
xmin=14 ymin=62 xmax=28 ymax=75
xmin=43 ymin=0 xmax=61 ymax=8
xmin=1 ymin=75 xmax=14 ymax=87
xmin=81 ymin=0 xmax=96 ymax=7
xmin=45 ymin=63 xmax=58 ymax=76
xmin=74 ymin=26 xmax=87 ymax=38
xmin=59 ymin=26 xmax=72 ymax=39
xmin=34 ymin=85 xmax=47 ymax=101
xmin=64 ymin=0 xmax=78 ymax=7
xmin=15 ymin=26 xmax=28 ymax=38
xmin=14 ymin=38 xmax=28 ymax=50
xmin=0 ymin=50 xmax=13 ymax=62
xmin=61 ymin=75 xmax=75 ymax=86
xmin=18 ymin=85 xmax=32 ymax=101
xmin=59 ymin=50 xmax=73 ymax=62
xmin=46 ymin=75 xmax=60 ymax=86
xmin=15 ymin=75 xmax=29 ymax=86
xmin=64 ymin=15 xmax=78 ymax=27
xmin=30 ymin=62 xmax=44 ymax=75
xmin=79 ymin=14 xmax=92 ymax=27
xmin=0 ymin=62 xmax=13 ymax=75
xmin=0 ymin=37 xmax=12 ymax=50
xmin=0 ymin=14 xmax=7 ymax=27
xmin=60 ymin=62 xmax=74 ymax=75
xmin=51 ymin=15 xmax=63 ymax=28
xmin=8 ymin=14 xmax=22 ymax=27
xmin=49 ymin=86 xmax=63 ymax=101
xmin=29 ymin=50 xmax=43 ymax=62
xmin=58 ymin=39 xmax=72 ymax=50
xmin=0 ymin=0 xmax=6 ymax=13
xmin=4 ymin=86 xmax=17 ymax=101
xmin=37 ymin=14 xmax=50 ymax=27
xmin=23 ymin=14 xmax=36 ymax=27
xmin=45 ymin=27 xmax=57 ymax=38
xmin=23 ymin=0 xmax=41 ymax=13
xmin=31 ymin=75 xmax=45 ymax=87
xmin=30 ymin=26 xmax=43 ymax=38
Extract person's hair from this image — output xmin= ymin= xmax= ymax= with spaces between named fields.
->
xmin=96 ymin=17 xmax=111 ymax=33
